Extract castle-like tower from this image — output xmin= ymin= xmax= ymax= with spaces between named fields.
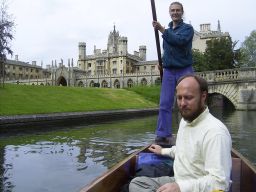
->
xmin=77 ymin=25 xmax=147 ymax=76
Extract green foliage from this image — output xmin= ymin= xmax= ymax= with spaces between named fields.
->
xmin=240 ymin=30 xmax=256 ymax=67
xmin=0 ymin=0 xmax=15 ymax=86
xmin=0 ymin=84 xmax=157 ymax=115
xmin=204 ymin=36 xmax=234 ymax=70
xmin=192 ymin=49 xmax=207 ymax=72
xmin=192 ymin=37 xmax=239 ymax=71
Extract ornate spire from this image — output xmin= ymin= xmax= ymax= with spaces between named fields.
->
xmin=113 ymin=23 xmax=116 ymax=33
xmin=217 ymin=20 xmax=221 ymax=32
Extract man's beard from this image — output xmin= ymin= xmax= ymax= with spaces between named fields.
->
xmin=179 ymin=104 xmax=205 ymax=122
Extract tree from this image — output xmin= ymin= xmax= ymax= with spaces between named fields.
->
xmin=204 ymin=36 xmax=234 ymax=70
xmin=0 ymin=0 xmax=14 ymax=87
xmin=240 ymin=30 xmax=256 ymax=67
xmin=192 ymin=49 xmax=207 ymax=72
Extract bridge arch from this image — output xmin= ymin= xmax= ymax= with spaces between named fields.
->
xmin=208 ymin=83 xmax=238 ymax=109
xmin=208 ymin=93 xmax=235 ymax=109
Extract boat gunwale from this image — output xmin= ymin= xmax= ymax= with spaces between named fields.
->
xmin=80 ymin=145 xmax=256 ymax=192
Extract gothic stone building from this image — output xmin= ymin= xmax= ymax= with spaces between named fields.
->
xmin=5 ymin=22 xmax=230 ymax=88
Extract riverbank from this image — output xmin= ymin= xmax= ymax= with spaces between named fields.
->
xmin=0 ymin=108 xmax=159 ymax=130
xmin=0 ymin=84 xmax=161 ymax=131
xmin=0 ymin=84 xmax=159 ymax=116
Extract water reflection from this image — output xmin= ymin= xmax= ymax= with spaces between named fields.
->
xmin=0 ymin=109 xmax=256 ymax=192
xmin=0 ymin=117 xmax=157 ymax=192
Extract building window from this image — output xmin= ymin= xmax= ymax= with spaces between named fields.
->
xmin=144 ymin=66 xmax=147 ymax=70
xmin=102 ymin=80 xmax=108 ymax=88
xmin=141 ymin=78 xmax=147 ymax=86
xmin=127 ymin=79 xmax=134 ymax=88
xmin=112 ymin=69 xmax=117 ymax=74
xmin=114 ymin=79 xmax=120 ymax=88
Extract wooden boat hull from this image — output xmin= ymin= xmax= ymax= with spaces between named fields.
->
xmin=80 ymin=146 xmax=256 ymax=192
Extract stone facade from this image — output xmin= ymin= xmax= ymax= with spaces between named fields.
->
xmin=77 ymin=25 xmax=159 ymax=77
xmin=4 ymin=22 xmax=229 ymax=84
xmin=192 ymin=21 xmax=230 ymax=52
xmin=3 ymin=55 xmax=50 ymax=82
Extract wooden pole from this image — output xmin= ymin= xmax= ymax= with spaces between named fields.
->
xmin=150 ymin=0 xmax=163 ymax=82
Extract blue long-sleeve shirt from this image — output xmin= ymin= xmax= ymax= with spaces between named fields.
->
xmin=162 ymin=20 xmax=194 ymax=69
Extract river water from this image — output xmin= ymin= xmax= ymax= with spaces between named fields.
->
xmin=0 ymin=108 xmax=255 ymax=192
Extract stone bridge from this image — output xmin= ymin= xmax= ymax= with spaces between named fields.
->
xmin=197 ymin=68 xmax=256 ymax=110
xmin=6 ymin=67 xmax=256 ymax=110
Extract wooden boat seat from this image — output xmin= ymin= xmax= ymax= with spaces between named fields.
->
xmin=229 ymin=157 xmax=241 ymax=192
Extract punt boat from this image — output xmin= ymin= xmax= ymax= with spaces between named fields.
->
xmin=80 ymin=145 xmax=256 ymax=192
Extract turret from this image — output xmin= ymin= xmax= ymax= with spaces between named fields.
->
xmin=107 ymin=25 xmax=120 ymax=54
xmin=217 ymin=20 xmax=221 ymax=33
xmin=139 ymin=45 xmax=147 ymax=61
xmin=200 ymin=23 xmax=211 ymax=33
xmin=78 ymin=42 xmax=86 ymax=60
xmin=118 ymin=37 xmax=128 ymax=55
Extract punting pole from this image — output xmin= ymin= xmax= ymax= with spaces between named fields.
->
xmin=150 ymin=0 xmax=163 ymax=82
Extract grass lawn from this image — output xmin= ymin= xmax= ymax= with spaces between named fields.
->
xmin=0 ymin=84 xmax=159 ymax=116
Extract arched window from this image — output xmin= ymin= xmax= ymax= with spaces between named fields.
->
xmin=89 ymin=81 xmax=95 ymax=87
xmin=127 ymin=79 xmax=134 ymax=88
xmin=155 ymin=77 xmax=161 ymax=85
xmin=114 ymin=79 xmax=120 ymax=88
xmin=78 ymin=81 xmax=84 ymax=87
xmin=102 ymin=80 xmax=108 ymax=88
xmin=141 ymin=78 xmax=147 ymax=86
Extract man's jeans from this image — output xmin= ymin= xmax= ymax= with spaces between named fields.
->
xmin=156 ymin=66 xmax=193 ymax=137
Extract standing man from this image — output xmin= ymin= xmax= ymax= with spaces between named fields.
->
xmin=153 ymin=2 xmax=194 ymax=145
xmin=129 ymin=75 xmax=232 ymax=192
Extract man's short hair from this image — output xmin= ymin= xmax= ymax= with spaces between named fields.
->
xmin=177 ymin=74 xmax=208 ymax=93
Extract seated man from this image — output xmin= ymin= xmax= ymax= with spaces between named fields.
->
xmin=129 ymin=74 xmax=232 ymax=192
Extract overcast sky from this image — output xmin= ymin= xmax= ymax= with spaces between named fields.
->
xmin=7 ymin=0 xmax=256 ymax=67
